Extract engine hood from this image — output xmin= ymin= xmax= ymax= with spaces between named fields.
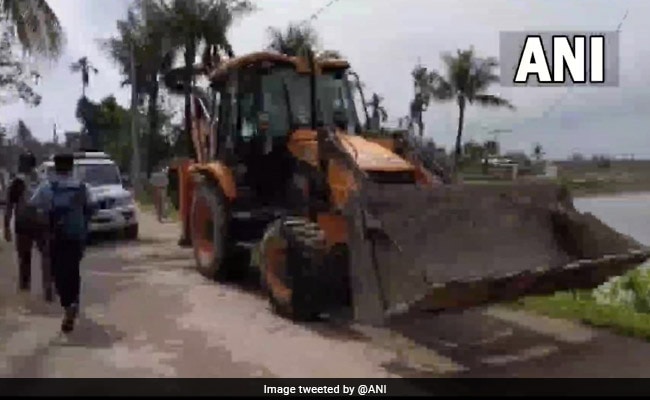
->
xmin=337 ymin=134 xmax=413 ymax=171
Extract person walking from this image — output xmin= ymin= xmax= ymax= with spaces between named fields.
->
xmin=150 ymin=168 xmax=169 ymax=223
xmin=3 ymin=152 xmax=54 ymax=302
xmin=29 ymin=153 xmax=93 ymax=333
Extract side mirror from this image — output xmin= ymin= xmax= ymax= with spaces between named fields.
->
xmin=122 ymin=175 xmax=131 ymax=188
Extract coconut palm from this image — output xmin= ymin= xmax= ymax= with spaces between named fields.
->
xmin=0 ymin=0 xmax=64 ymax=59
xmin=267 ymin=22 xmax=318 ymax=57
xmin=410 ymin=65 xmax=434 ymax=137
xmin=70 ymin=56 xmax=98 ymax=98
xmin=102 ymin=0 xmax=174 ymax=176
xmin=156 ymin=0 xmax=254 ymax=156
xmin=366 ymin=93 xmax=387 ymax=131
xmin=427 ymin=47 xmax=515 ymax=171
xmin=347 ymin=70 xmax=370 ymax=130
xmin=533 ymin=143 xmax=544 ymax=161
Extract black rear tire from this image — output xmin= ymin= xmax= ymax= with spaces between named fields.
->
xmin=190 ymin=178 xmax=232 ymax=281
xmin=124 ymin=224 xmax=138 ymax=240
xmin=262 ymin=217 xmax=327 ymax=321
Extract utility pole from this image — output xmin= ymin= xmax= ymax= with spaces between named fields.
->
xmin=129 ymin=39 xmax=142 ymax=195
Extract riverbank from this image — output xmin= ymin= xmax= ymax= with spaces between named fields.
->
xmin=564 ymin=180 xmax=650 ymax=198
xmin=516 ymin=190 xmax=650 ymax=342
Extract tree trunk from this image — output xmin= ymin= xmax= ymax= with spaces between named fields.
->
xmin=371 ymin=109 xmax=379 ymax=131
xmin=184 ymin=41 xmax=195 ymax=160
xmin=353 ymin=74 xmax=370 ymax=130
xmin=129 ymin=41 xmax=143 ymax=196
xmin=146 ymin=81 xmax=159 ymax=178
xmin=454 ymin=96 xmax=466 ymax=176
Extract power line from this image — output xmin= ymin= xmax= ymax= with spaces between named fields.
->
xmin=298 ymin=0 xmax=342 ymax=27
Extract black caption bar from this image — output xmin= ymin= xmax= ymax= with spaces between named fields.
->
xmin=1 ymin=378 xmax=650 ymax=397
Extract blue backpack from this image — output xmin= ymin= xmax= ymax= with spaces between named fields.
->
xmin=49 ymin=181 xmax=88 ymax=242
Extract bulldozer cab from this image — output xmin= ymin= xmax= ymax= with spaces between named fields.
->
xmin=210 ymin=60 xmax=359 ymax=154
xmin=202 ymin=54 xmax=363 ymax=205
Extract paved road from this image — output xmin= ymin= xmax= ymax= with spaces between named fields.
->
xmin=2 ymin=208 xmax=650 ymax=378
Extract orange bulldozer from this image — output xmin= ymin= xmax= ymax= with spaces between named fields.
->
xmin=163 ymin=50 xmax=650 ymax=324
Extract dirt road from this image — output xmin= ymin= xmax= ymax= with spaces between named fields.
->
xmin=3 ymin=209 xmax=650 ymax=378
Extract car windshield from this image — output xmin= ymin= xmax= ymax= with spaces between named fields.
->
xmin=260 ymin=67 xmax=360 ymax=136
xmin=75 ymin=164 xmax=121 ymax=186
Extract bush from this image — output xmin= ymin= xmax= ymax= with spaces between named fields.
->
xmin=594 ymin=264 xmax=650 ymax=313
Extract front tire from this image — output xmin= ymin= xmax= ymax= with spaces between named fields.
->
xmin=261 ymin=217 xmax=327 ymax=321
xmin=124 ymin=224 xmax=138 ymax=240
xmin=190 ymin=178 xmax=232 ymax=281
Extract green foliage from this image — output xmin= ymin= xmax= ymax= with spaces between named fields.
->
xmin=0 ymin=0 xmax=64 ymax=59
xmin=75 ymin=94 xmax=177 ymax=173
xmin=515 ymin=292 xmax=650 ymax=341
xmin=267 ymin=22 xmax=319 ymax=57
xmin=593 ymin=266 xmax=650 ymax=313
xmin=0 ymin=27 xmax=41 ymax=107
xmin=417 ymin=47 xmax=515 ymax=167
xmin=69 ymin=56 xmax=98 ymax=97
xmin=514 ymin=263 xmax=650 ymax=341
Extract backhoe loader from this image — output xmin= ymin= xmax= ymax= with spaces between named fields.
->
xmin=165 ymin=51 xmax=650 ymax=324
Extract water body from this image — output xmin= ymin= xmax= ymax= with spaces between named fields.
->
xmin=574 ymin=192 xmax=650 ymax=246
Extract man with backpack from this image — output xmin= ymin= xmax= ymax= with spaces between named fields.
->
xmin=29 ymin=152 xmax=94 ymax=333
xmin=3 ymin=152 xmax=54 ymax=302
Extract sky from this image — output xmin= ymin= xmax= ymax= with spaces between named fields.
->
xmin=0 ymin=0 xmax=648 ymax=160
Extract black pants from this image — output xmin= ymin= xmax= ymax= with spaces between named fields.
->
xmin=15 ymin=233 xmax=52 ymax=293
xmin=50 ymin=238 xmax=84 ymax=308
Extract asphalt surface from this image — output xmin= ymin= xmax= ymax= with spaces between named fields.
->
xmin=2 ymin=208 xmax=650 ymax=378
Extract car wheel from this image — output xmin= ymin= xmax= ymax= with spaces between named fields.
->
xmin=124 ymin=224 xmax=139 ymax=240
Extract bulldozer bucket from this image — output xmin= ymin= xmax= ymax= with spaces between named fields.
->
xmin=317 ymin=128 xmax=650 ymax=324
xmin=354 ymin=181 xmax=650 ymax=320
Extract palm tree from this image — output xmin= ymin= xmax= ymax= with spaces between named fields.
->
xmin=410 ymin=65 xmax=433 ymax=137
xmin=0 ymin=0 xmax=64 ymax=59
xmin=427 ymin=47 xmax=515 ymax=171
xmin=70 ymin=57 xmax=98 ymax=98
xmin=348 ymin=70 xmax=370 ymax=130
xmin=102 ymin=0 xmax=174 ymax=176
xmin=267 ymin=22 xmax=319 ymax=57
xmin=157 ymin=0 xmax=254 ymax=157
xmin=366 ymin=93 xmax=387 ymax=131
xmin=533 ymin=143 xmax=544 ymax=162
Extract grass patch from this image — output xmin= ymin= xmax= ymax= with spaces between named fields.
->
xmin=513 ymin=293 xmax=650 ymax=341
xmin=514 ymin=266 xmax=650 ymax=341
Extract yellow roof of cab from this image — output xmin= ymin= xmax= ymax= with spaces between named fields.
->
xmin=207 ymin=51 xmax=350 ymax=83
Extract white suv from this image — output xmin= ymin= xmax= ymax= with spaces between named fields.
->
xmin=37 ymin=151 xmax=138 ymax=239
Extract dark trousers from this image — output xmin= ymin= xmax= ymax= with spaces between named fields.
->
xmin=50 ymin=238 xmax=84 ymax=308
xmin=15 ymin=233 xmax=52 ymax=294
